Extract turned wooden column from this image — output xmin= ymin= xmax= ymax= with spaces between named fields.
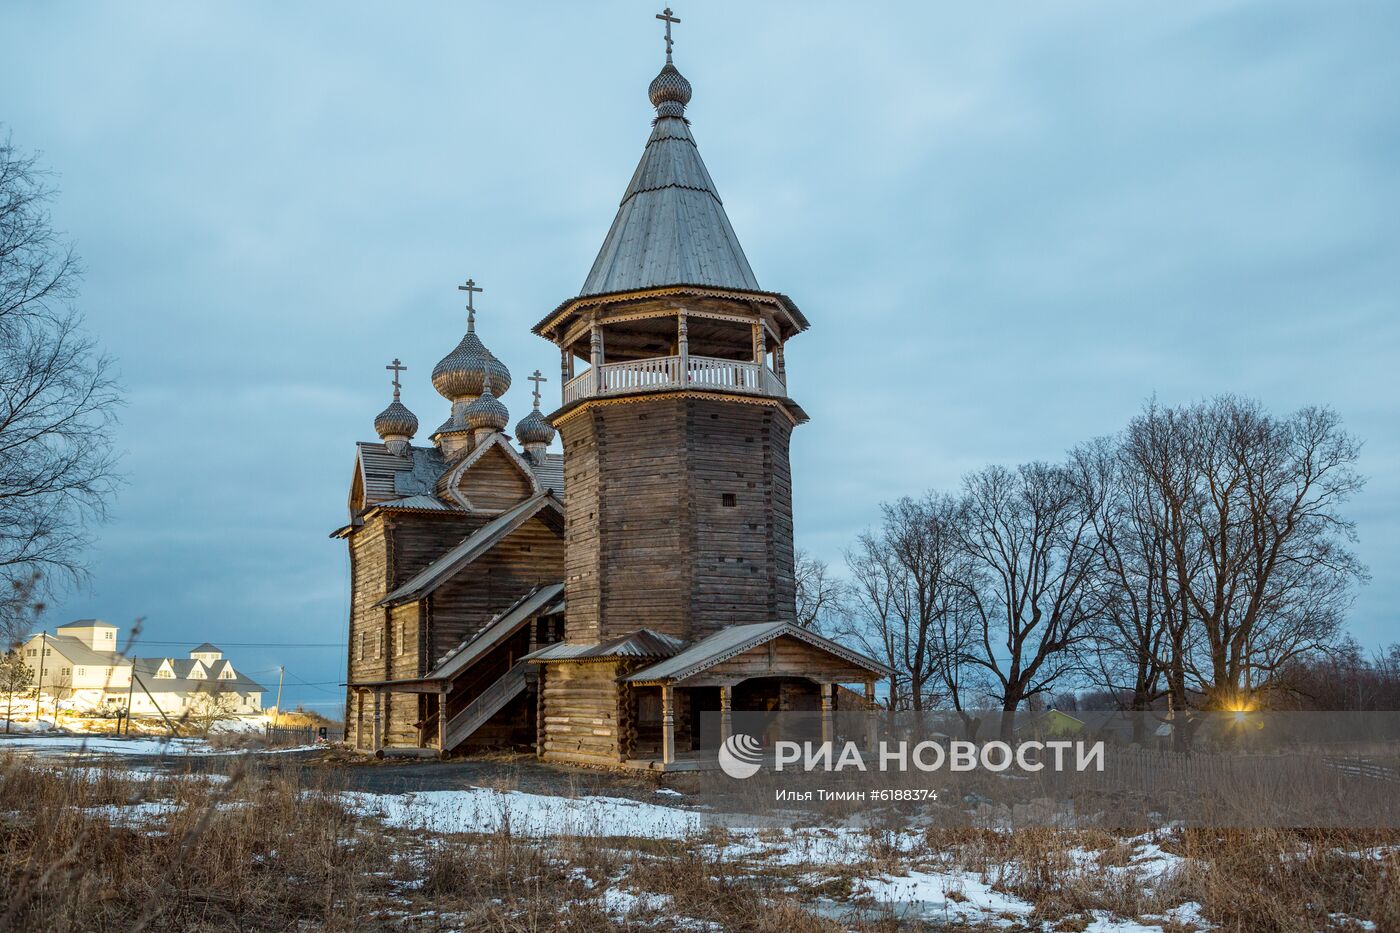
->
xmin=820 ymin=682 xmax=834 ymax=746
xmin=438 ymin=690 xmax=449 ymax=758
xmin=589 ymin=322 xmax=603 ymax=391
xmin=371 ymin=689 xmax=383 ymax=752
xmin=560 ymin=346 xmax=570 ymax=403
xmin=677 ymin=311 xmax=689 ymax=386
xmin=719 ymin=684 xmax=733 ymax=745
xmin=661 ymin=684 xmax=676 ymax=765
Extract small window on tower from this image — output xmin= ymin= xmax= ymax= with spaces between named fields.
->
xmin=722 ymin=493 xmax=737 ymax=507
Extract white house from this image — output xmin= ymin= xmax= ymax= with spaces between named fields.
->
xmin=17 ymin=621 xmax=265 ymax=717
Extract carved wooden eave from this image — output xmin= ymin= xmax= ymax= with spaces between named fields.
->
xmin=533 ymin=285 xmax=809 ymax=345
xmin=548 ymin=388 xmax=809 ymax=429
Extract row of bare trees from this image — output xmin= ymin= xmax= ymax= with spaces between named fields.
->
xmin=800 ymin=396 xmax=1368 ymax=733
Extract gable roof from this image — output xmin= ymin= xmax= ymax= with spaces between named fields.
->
xmin=624 ymin=622 xmax=893 ymax=684
xmin=426 ymin=583 xmax=565 ymax=681
xmin=132 ymin=657 xmax=265 ymax=695
xmin=375 ymin=492 xmax=564 ymax=608
xmin=354 ymin=442 xmax=449 ymax=507
xmin=525 ymin=628 xmax=685 ymax=663
xmin=580 ymin=112 xmax=758 ymax=298
xmin=435 ymin=432 xmax=540 ymax=510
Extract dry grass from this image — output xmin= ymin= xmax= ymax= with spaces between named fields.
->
xmin=0 ymin=751 xmax=1396 ymax=931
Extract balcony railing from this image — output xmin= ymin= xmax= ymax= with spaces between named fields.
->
xmin=563 ymin=354 xmax=786 ymax=405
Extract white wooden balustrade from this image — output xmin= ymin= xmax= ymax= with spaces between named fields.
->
xmin=562 ymin=354 xmax=786 ymax=405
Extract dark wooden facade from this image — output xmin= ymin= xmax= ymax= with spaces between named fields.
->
xmin=557 ymin=393 xmax=797 ymax=645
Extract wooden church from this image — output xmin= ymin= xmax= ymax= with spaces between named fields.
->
xmin=337 ymin=11 xmax=889 ymax=769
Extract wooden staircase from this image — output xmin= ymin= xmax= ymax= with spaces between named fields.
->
xmin=443 ymin=660 xmax=532 ymax=751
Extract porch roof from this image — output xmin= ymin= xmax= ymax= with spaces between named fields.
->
xmin=425 ymin=583 xmax=564 ymax=681
xmin=524 ymin=628 xmax=684 ymax=663
xmin=623 ymin=622 xmax=892 ymax=685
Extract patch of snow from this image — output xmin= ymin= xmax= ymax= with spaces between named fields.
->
xmin=859 ymin=868 xmax=1033 ymax=926
xmin=343 ymin=788 xmax=703 ymax=839
xmin=0 ymin=735 xmax=319 ymax=757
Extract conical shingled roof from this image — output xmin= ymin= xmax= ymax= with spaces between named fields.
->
xmin=579 ymin=62 xmax=759 ymax=298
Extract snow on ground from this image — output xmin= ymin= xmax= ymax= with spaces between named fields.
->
xmin=0 ymin=735 xmax=318 ymax=756
xmin=342 ymin=787 xmax=705 ymax=839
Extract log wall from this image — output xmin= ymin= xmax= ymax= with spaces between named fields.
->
xmin=558 ymin=395 xmax=798 ymax=644
xmin=538 ymin=661 xmax=624 ymax=764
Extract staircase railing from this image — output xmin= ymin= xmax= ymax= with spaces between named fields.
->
xmin=444 ymin=659 xmax=532 ymax=750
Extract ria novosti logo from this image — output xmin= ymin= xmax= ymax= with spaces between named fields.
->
xmin=718 ymin=733 xmax=764 ymax=779
xmin=716 ymin=735 xmax=1107 ymax=779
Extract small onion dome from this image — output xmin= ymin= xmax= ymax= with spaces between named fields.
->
xmin=431 ymin=327 xmax=512 ymax=401
xmin=515 ymin=407 xmax=555 ymax=446
xmin=374 ymin=398 xmax=418 ymax=440
xmin=464 ymin=376 xmax=509 ymax=433
xmin=649 ymin=62 xmax=691 ymax=118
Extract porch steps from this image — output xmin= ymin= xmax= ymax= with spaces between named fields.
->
xmin=444 ymin=660 xmax=531 ymax=750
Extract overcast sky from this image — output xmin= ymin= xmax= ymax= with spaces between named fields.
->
xmin=3 ymin=2 xmax=1396 ymax=712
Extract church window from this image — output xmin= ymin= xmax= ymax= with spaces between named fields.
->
xmin=357 ymin=631 xmax=366 ymax=661
xmin=375 ymin=631 xmax=383 ymax=659
xmin=77 ymin=667 xmax=86 ymax=676
xmin=722 ymin=494 xmax=736 ymax=507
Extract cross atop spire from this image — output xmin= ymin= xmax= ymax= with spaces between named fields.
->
xmin=385 ymin=358 xmax=407 ymax=398
xmin=655 ymin=7 xmax=680 ymax=63
xmin=528 ymin=369 xmax=548 ymax=410
xmin=457 ymin=278 xmax=483 ymax=331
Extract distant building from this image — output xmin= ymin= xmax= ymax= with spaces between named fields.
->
xmin=17 ymin=621 xmax=265 ymax=717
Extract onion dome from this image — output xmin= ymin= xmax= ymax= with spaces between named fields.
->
xmin=374 ymin=358 xmax=418 ymax=447
xmin=649 ymin=62 xmax=692 ymax=118
xmin=515 ymin=368 xmax=555 ymax=446
xmin=431 ymin=309 xmax=512 ymax=401
xmin=515 ymin=408 xmax=554 ymax=446
xmin=374 ymin=399 xmax=418 ymax=440
xmin=464 ymin=373 xmax=509 ymax=433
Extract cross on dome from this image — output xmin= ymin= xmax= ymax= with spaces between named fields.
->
xmin=458 ymin=278 xmax=483 ymax=331
xmin=528 ymin=369 xmax=548 ymax=410
xmin=385 ymin=358 xmax=407 ymax=398
xmin=655 ymin=7 xmax=680 ymax=62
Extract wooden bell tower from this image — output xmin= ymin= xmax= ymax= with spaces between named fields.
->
xmin=531 ymin=14 xmax=811 ymax=648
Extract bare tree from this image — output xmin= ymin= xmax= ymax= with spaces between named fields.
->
xmin=0 ymin=134 xmax=120 ymax=601
xmin=954 ymin=463 xmax=1106 ymax=740
xmin=1125 ymin=397 xmax=1365 ymax=709
xmin=842 ymin=494 xmax=967 ymax=712
xmin=793 ymin=549 xmax=845 ymax=631
xmin=1069 ymin=438 xmax=1178 ymax=731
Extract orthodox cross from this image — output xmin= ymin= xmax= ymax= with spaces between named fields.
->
xmin=385 ymin=358 xmax=407 ymax=398
xmin=656 ymin=7 xmax=680 ymax=62
xmin=528 ymin=369 xmax=548 ymax=409
xmin=457 ymin=278 xmax=483 ymax=330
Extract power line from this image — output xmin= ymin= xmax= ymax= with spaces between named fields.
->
xmin=114 ymin=640 xmax=346 ymax=648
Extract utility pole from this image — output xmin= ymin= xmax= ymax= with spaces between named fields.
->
xmin=273 ymin=665 xmax=285 ymax=728
xmin=34 ymin=632 xmax=46 ymax=728
xmin=124 ymin=658 xmax=137 ymax=736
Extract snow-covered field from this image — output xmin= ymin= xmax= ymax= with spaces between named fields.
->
xmin=5 ymin=744 xmax=1391 ymax=930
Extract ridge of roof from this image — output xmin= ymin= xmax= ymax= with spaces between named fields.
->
xmin=624 ymin=621 xmax=893 ymax=684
